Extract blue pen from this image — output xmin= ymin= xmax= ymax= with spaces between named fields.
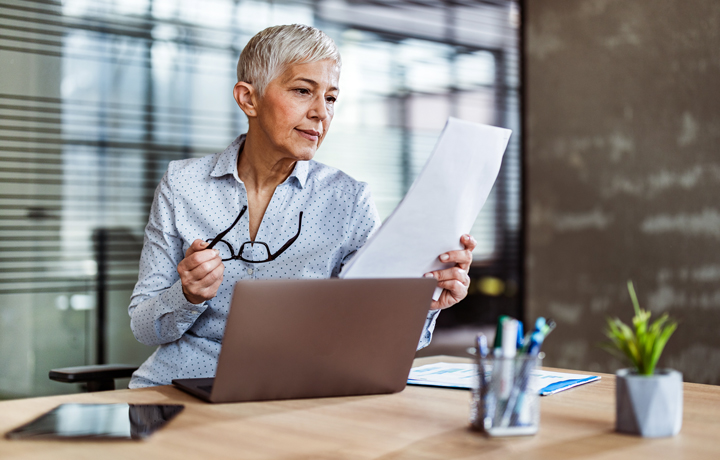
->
xmin=509 ymin=329 xmax=551 ymax=426
xmin=527 ymin=331 xmax=545 ymax=356
xmin=521 ymin=317 xmax=545 ymax=354
xmin=516 ymin=321 xmax=524 ymax=350
xmin=477 ymin=334 xmax=489 ymax=359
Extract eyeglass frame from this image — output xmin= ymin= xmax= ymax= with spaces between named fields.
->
xmin=205 ymin=205 xmax=303 ymax=263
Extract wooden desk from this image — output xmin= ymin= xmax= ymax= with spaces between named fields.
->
xmin=1 ymin=356 xmax=719 ymax=459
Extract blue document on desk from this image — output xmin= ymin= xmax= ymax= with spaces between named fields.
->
xmin=407 ymin=363 xmax=600 ymax=396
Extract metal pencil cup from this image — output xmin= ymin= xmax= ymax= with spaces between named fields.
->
xmin=471 ymin=354 xmax=543 ymax=436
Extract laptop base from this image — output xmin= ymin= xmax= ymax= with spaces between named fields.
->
xmin=172 ymin=378 xmax=215 ymax=402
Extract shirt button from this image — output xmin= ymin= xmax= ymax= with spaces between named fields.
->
xmin=247 ymin=268 xmax=254 ymax=275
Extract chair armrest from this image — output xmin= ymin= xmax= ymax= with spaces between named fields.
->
xmin=49 ymin=364 xmax=138 ymax=388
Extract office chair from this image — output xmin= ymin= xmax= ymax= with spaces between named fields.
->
xmin=49 ymin=228 xmax=141 ymax=392
xmin=49 ymin=365 xmax=139 ymax=392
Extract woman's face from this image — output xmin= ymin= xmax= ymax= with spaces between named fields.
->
xmin=254 ymin=59 xmax=339 ymax=162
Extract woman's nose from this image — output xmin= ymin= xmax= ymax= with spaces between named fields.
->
xmin=308 ymin=96 xmax=329 ymax=120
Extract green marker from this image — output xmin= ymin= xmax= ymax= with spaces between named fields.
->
xmin=493 ymin=315 xmax=509 ymax=350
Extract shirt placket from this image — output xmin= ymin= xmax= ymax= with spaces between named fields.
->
xmin=248 ymin=183 xmax=291 ymax=278
xmin=232 ymin=180 xmax=256 ymax=278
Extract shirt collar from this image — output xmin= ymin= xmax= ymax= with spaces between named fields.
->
xmin=210 ymin=134 xmax=308 ymax=189
xmin=289 ymin=159 xmax=308 ymax=189
xmin=210 ymin=134 xmax=245 ymax=179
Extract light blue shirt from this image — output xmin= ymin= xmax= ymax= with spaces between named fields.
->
xmin=128 ymin=135 xmax=439 ymax=388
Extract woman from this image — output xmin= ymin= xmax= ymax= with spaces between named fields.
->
xmin=128 ymin=24 xmax=475 ymax=388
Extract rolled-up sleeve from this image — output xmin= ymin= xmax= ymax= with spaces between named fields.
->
xmin=128 ymin=170 xmax=207 ymax=346
xmin=417 ymin=310 xmax=440 ymax=350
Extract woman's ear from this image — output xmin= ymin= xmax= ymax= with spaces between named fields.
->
xmin=233 ymin=82 xmax=258 ymax=118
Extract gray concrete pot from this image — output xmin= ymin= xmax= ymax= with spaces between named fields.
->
xmin=615 ymin=368 xmax=683 ymax=437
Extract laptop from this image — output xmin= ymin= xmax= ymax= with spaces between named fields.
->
xmin=172 ymin=278 xmax=437 ymax=403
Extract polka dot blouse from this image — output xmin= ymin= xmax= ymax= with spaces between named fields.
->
xmin=128 ymin=135 xmax=439 ymax=388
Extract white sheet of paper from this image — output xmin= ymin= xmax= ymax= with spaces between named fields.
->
xmin=407 ymin=362 xmax=601 ymax=395
xmin=340 ymin=118 xmax=512 ymax=297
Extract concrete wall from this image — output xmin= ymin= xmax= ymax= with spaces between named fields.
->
xmin=525 ymin=0 xmax=720 ymax=383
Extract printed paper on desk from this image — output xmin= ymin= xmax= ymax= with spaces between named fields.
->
xmin=407 ymin=363 xmax=601 ymax=396
xmin=340 ymin=118 xmax=512 ymax=291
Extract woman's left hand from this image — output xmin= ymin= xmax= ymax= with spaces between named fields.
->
xmin=425 ymin=234 xmax=476 ymax=310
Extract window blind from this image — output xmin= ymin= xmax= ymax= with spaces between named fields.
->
xmin=0 ymin=0 xmax=520 ymax=397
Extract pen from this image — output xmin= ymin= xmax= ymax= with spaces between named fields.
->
xmin=501 ymin=331 xmax=542 ymax=427
xmin=476 ymin=334 xmax=491 ymax=429
xmin=521 ymin=317 xmax=545 ymax=354
xmin=493 ymin=315 xmax=509 ymax=350
xmin=497 ymin=317 xmax=551 ymax=426
xmin=527 ymin=331 xmax=544 ymax=356
xmin=501 ymin=318 xmax=518 ymax=359
xmin=516 ymin=321 xmax=525 ymax=350
xmin=540 ymin=319 xmax=556 ymax=339
xmin=476 ymin=333 xmax=489 ymax=359
xmin=509 ymin=320 xmax=556 ymax=426
xmin=498 ymin=318 xmax=518 ymax=401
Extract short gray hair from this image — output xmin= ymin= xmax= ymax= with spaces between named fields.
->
xmin=237 ymin=24 xmax=341 ymax=96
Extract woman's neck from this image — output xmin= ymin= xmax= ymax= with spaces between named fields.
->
xmin=237 ymin=129 xmax=298 ymax=241
xmin=237 ymin=130 xmax=297 ymax=194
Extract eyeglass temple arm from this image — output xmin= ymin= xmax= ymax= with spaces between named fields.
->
xmin=268 ymin=212 xmax=303 ymax=259
xmin=206 ymin=206 xmax=247 ymax=250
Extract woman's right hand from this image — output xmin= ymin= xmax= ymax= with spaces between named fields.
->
xmin=177 ymin=239 xmax=225 ymax=304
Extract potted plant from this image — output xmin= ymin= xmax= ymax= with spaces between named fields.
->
xmin=602 ymin=281 xmax=682 ymax=437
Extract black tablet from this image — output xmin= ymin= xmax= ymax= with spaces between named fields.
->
xmin=5 ymin=403 xmax=184 ymax=440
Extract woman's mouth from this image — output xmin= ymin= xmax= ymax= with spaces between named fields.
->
xmin=295 ymin=129 xmax=320 ymax=142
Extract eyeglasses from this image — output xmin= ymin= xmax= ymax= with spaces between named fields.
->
xmin=205 ymin=206 xmax=303 ymax=263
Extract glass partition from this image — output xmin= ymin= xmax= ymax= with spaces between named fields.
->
xmin=0 ymin=0 xmax=520 ymax=397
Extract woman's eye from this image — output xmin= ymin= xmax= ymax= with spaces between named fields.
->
xmin=326 ymin=96 xmax=337 ymax=103
xmin=295 ymin=88 xmax=310 ymax=95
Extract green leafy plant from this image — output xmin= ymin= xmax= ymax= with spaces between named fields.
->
xmin=602 ymin=281 xmax=677 ymax=375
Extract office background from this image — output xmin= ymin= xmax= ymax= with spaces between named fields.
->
xmin=0 ymin=0 xmax=520 ymax=398
xmin=1 ymin=0 xmax=718 ymax=400
xmin=525 ymin=0 xmax=720 ymax=385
